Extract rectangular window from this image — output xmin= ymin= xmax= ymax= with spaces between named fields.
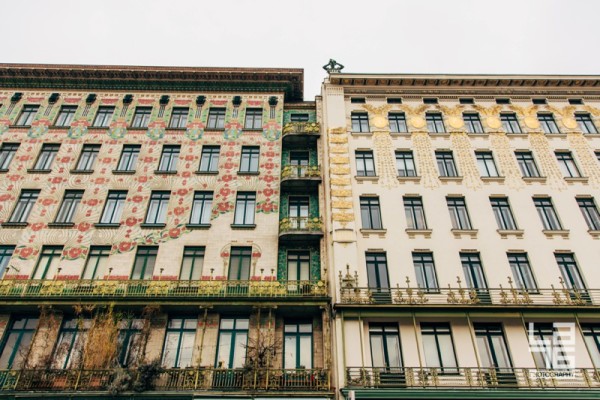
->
xmin=228 ymin=247 xmax=251 ymax=280
xmin=290 ymin=113 xmax=309 ymax=122
xmin=180 ymin=247 xmax=205 ymax=280
xmin=366 ymin=252 xmax=390 ymax=291
xmin=575 ymin=113 xmax=598 ymax=134
xmin=239 ymin=146 xmax=260 ymax=173
xmin=16 ymin=105 xmax=39 ymax=126
xmin=216 ymin=317 xmax=249 ymax=368
xmin=9 ymin=190 xmax=40 ymax=223
xmin=351 ymin=113 xmax=369 ymax=132
xmin=515 ymin=151 xmax=540 ymax=177
xmin=360 ymin=197 xmax=382 ymax=230
xmin=533 ymin=197 xmax=562 ymax=230
xmin=532 ymin=98 xmax=547 ymax=105
xmin=463 ymin=113 xmax=484 ymax=133
xmin=476 ymin=151 xmax=499 ymax=177
xmin=426 ymin=113 xmax=445 ymax=133
xmin=233 ymin=192 xmax=256 ymax=225
xmin=555 ymin=151 xmax=581 ymax=178
xmin=288 ymin=196 xmax=309 ymax=229
xmin=244 ymin=108 xmax=263 ymax=129
xmin=287 ymin=251 xmax=310 ymax=281
xmin=169 ymin=107 xmax=189 ymax=129
xmin=199 ymin=145 xmax=220 ymax=173
xmin=538 ymin=113 xmax=560 ymax=134
xmin=582 ymin=324 xmax=600 ymax=368
xmin=158 ymin=145 xmax=180 ymax=172
xmin=555 ymin=253 xmax=586 ymax=291
xmin=131 ymin=107 xmax=152 ymax=128
xmin=404 ymin=196 xmax=427 ymax=230
xmin=75 ymin=144 xmax=100 ymax=171
xmin=162 ymin=318 xmax=197 ymax=368
xmin=528 ymin=323 xmax=569 ymax=369
xmin=145 ymin=191 xmax=170 ymax=225
xmin=0 ymin=246 xmax=15 ymax=277
xmin=54 ymin=190 xmax=84 ymax=223
xmin=507 ymin=253 xmax=537 ymax=292
xmin=33 ymin=245 xmax=63 ymax=279
xmin=496 ymin=98 xmax=511 ymax=104
xmin=490 ymin=197 xmax=518 ymax=230
xmin=389 ymin=112 xmax=408 ymax=133
xmin=131 ymin=246 xmax=157 ymax=280
xmin=82 ymin=246 xmax=111 ymax=280
xmin=284 ymin=322 xmax=313 ymax=369
xmin=117 ymin=318 xmax=144 ymax=367
xmin=421 ymin=323 xmax=457 ymax=373
xmin=92 ymin=106 xmax=115 ymax=128
xmin=577 ymin=197 xmax=600 ymax=231
xmin=0 ymin=316 xmax=38 ymax=369
xmin=412 ymin=252 xmax=438 ymax=292
xmin=447 ymin=197 xmax=472 ymax=229
xmin=461 ymin=253 xmax=489 ymax=300
xmin=52 ymin=318 xmax=91 ymax=369
xmin=369 ymin=324 xmax=402 ymax=368
xmin=395 ymin=151 xmax=417 ymax=177
xmin=116 ymin=144 xmax=140 ymax=172
xmin=34 ymin=143 xmax=60 ymax=170
xmin=290 ymin=150 xmax=309 ymax=166
xmin=100 ymin=191 xmax=127 ymax=225
xmin=355 ymin=150 xmax=376 ymax=176
xmin=436 ymin=151 xmax=458 ymax=177
xmin=190 ymin=191 xmax=213 ymax=225
xmin=474 ymin=324 xmax=512 ymax=369
xmin=207 ymin=108 xmax=226 ymax=130
xmin=0 ymin=143 xmax=19 ymax=170
xmin=500 ymin=113 xmax=522 ymax=134
xmin=54 ymin=106 xmax=77 ymax=127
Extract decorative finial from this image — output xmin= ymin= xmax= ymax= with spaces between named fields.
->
xmin=323 ymin=59 xmax=344 ymax=74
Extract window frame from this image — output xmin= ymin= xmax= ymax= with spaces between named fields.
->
xmin=436 ymin=151 xmax=458 ymax=177
xmin=490 ymin=197 xmax=518 ymax=230
xmin=233 ymin=192 xmax=256 ymax=226
xmin=388 ymin=112 xmax=408 ymax=133
xmin=82 ymin=246 xmax=111 ymax=280
xmin=0 ymin=316 xmax=38 ymax=369
xmin=0 ymin=143 xmax=19 ymax=171
xmin=239 ymin=146 xmax=260 ymax=173
xmin=198 ymin=145 xmax=220 ymax=173
xmin=157 ymin=145 xmax=180 ymax=173
xmin=575 ymin=113 xmax=598 ymax=134
xmin=284 ymin=321 xmax=313 ymax=369
xmin=463 ymin=113 xmax=484 ymax=134
xmin=54 ymin=190 xmax=84 ymax=224
xmin=395 ymin=151 xmax=417 ymax=177
xmin=533 ymin=197 xmax=563 ymax=231
xmin=54 ymin=105 xmax=78 ymax=127
xmin=420 ymin=323 xmax=458 ymax=373
xmin=99 ymin=190 xmax=127 ymax=225
xmin=207 ymin=108 xmax=226 ymax=130
xmin=537 ymin=113 xmax=561 ymax=134
xmin=33 ymin=143 xmax=60 ymax=171
xmin=447 ymin=197 xmax=473 ymax=230
xmin=404 ymin=196 xmax=427 ymax=230
xmin=360 ymin=196 xmax=383 ymax=230
xmin=577 ymin=197 xmax=600 ymax=231
xmin=351 ymin=113 xmax=370 ymax=133
xmin=131 ymin=246 xmax=158 ymax=280
xmin=507 ymin=253 xmax=537 ymax=292
xmin=144 ymin=191 xmax=170 ymax=225
xmin=8 ymin=189 xmax=40 ymax=224
xmin=161 ymin=317 xmax=198 ymax=368
xmin=189 ymin=191 xmax=213 ymax=226
xmin=16 ymin=105 xmax=39 ymax=127
xmin=555 ymin=151 xmax=581 ymax=178
xmin=169 ymin=107 xmax=189 ymax=129
xmin=215 ymin=317 xmax=249 ymax=368
xmin=500 ymin=113 xmax=522 ymax=134
xmin=355 ymin=150 xmax=376 ymax=177
xmin=116 ymin=144 xmax=140 ymax=172
xmin=92 ymin=106 xmax=115 ymax=128
xmin=131 ymin=107 xmax=152 ymax=128
xmin=32 ymin=245 xmax=63 ymax=280
xmin=75 ymin=144 xmax=100 ymax=172
xmin=244 ymin=108 xmax=263 ymax=130
xmin=426 ymin=112 xmax=446 ymax=133
xmin=515 ymin=151 xmax=541 ymax=178
xmin=412 ymin=252 xmax=439 ymax=292
xmin=180 ymin=246 xmax=205 ymax=280
xmin=475 ymin=151 xmax=499 ymax=177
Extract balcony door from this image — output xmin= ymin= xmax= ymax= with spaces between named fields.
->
xmin=289 ymin=196 xmax=309 ymax=229
xmin=287 ymin=251 xmax=310 ymax=281
xmin=366 ymin=253 xmax=390 ymax=303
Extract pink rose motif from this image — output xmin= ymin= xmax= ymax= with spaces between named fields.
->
xmin=173 ymin=207 xmax=185 ymax=216
xmin=263 ymin=176 xmax=275 ymax=183
xmin=168 ymin=228 xmax=181 ymax=238
xmin=125 ymin=217 xmax=137 ymax=227
xmin=41 ymin=198 xmax=54 ymax=206
xmin=222 ymin=175 xmax=233 ymax=182
xmin=19 ymin=247 xmax=33 ymax=259
xmin=0 ymin=194 xmax=11 ymax=201
xmin=177 ymin=189 xmax=188 ymax=196
xmin=31 ymin=223 xmax=45 ymax=231
xmin=181 ymin=171 xmax=191 ymax=178
xmin=132 ymin=195 xmax=143 ymax=203
xmin=51 ymin=177 xmax=63 ymax=184
xmin=87 ymin=199 xmax=99 ymax=207
xmin=77 ymin=222 xmax=91 ymax=232
xmin=217 ymin=202 xmax=230 ymax=212
xmin=219 ymin=188 xmax=231 ymax=197
xmin=263 ymin=188 xmax=274 ymax=197
xmin=118 ymin=242 xmax=133 ymax=252
xmin=67 ymin=248 xmax=83 ymax=259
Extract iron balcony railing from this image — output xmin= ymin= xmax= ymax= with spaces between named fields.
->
xmin=279 ymin=217 xmax=324 ymax=233
xmin=346 ymin=367 xmax=600 ymax=389
xmin=282 ymin=122 xmax=320 ymax=136
xmin=0 ymin=279 xmax=327 ymax=299
xmin=0 ymin=367 xmax=330 ymax=392
xmin=281 ymin=165 xmax=321 ymax=180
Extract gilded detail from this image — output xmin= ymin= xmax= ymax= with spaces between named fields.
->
xmin=473 ymin=105 xmax=503 ymax=130
xmin=331 ymin=189 xmax=352 ymax=197
xmin=399 ymin=104 xmax=429 ymax=129
xmin=528 ymin=132 xmax=567 ymax=190
xmin=363 ymin=104 xmax=392 ymax=129
xmin=450 ymin=132 xmax=482 ymax=189
xmin=331 ymin=156 xmax=350 ymax=164
xmin=332 ymin=213 xmax=354 ymax=222
xmin=489 ymin=132 xmax=525 ymax=190
xmin=567 ymin=132 xmax=600 ymax=188
xmin=411 ymin=131 xmax=440 ymax=189
xmin=372 ymin=131 xmax=399 ymax=188
xmin=510 ymin=105 xmax=540 ymax=131
xmin=330 ymin=177 xmax=351 ymax=186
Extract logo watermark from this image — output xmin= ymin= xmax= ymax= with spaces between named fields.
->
xmin=528 ymin=322 xmax=575 ymax=375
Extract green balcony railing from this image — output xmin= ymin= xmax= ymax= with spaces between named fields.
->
xmin=282 ymin=122 xmax=320 ymax=136
xmin=279 ymin=217 xmax=323 ymax=234
xmin=281 ymin=165 xmax=321 ymax=180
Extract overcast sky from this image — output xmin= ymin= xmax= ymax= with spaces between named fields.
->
xmin=3 ymin=0 xmax=600 ymax=99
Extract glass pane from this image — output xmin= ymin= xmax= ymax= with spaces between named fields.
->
xmin=423 ymin=335 xmax=440 ymax=368
xmin=438 ymin=335 xmax=457 ymax=368
xmin=300 ymin=336 xmax=312 ymax=368
xmin=232 ymin=332 xmax=247 ymax=368
xmin=370 ymin=336 xmax=385 ymax=367
xmin=178 ymin=332 xmax=195 ymax=367
xmin=162 ymin=332 xmax=179 ymax=367
xmin=284 ymin=336 xmax=296 ymax=369
xmin=386 ymin=335 xmax=402 ymax=367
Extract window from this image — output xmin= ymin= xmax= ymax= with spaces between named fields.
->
xmin=528 ymin=323 xmax=570 ymax=369
xmin=474 ymin=324 xmax=512 ymax=369
xmin=369 ymin=324 xmax=402 ymax=368
xmin=555 ymin=151 xmax=581 ymax=178
xmin=395 ymin=151 xmax=417 ymax=177
xmin=412 ymin=252 xmax=438 ymax=292
xmin=284 ymin=322 xmax=313 ymax=369
xmin=404 ymin=196 xmax=427 ymax=230
xmin=116 ymin=144 xmax=140 ymax=172
xmin=54 ymin=190 xmax=84 ymax=224
xmin=476 ymin=151 xmax=499 ymax=177
xmin=290 ymin=151 xmax=309 ymax=167
xmin=577 ymin=197 xmax=600 ymax=231
xmin=239 ymin=146 xmax=260 ymax=173
xmin=32 ymin=246 xmax=63 ymax=279
xmin=199 ymin=145 xmax=220 ymax=173
xmin=100 ymin=191 xmax=127 ymax=225
xmin=0 ymin=143 xmax=19 ymax=170
xmin=459 ymin=98 xmax=474 ymax=105
xmin=515 ymin=151 xmax=540 ymax=177
xmin=355 ymin=150 xmax=376 ymax=176
xmin=421 ymin=323 xmax=458 ymax=373
xmin=8 ymin=190 xmax=39 ymax=224
xmin=33 ymin=143 xmax=60 ymax=170
xmin=92 ymin=106 xmax=115 ymax=128
xmin=426 ymin=113 xmax=445 ymax=133
xmin=351 ymin=112 xmax=369 ymax=132
xmin=207 ymin=108 xmax=226 ymax=129
xmin=490 ymin=197 xmax=518 ymax=230
xmin=233 ymin=192 xmax=256 ymax=225
xmin=507 ymin=253 xmax=537 ymax=291
xmin=75 ymin=144 xmax=100 ymax=171
xmin=463 ymin=113 xmax=484 ymax=133
xmin=228 ymin=247 xmax=251 ymax=280
xmin=52 ymin=318 xmax=90 ymax=369
xmin=190 ymin=191 xmax=213 ymax=225
xmin=582 ymin=324 xmax=600 ymax=367
xmin=180 ymin=247 xmax=205 ymax=280
xmin=460 ymin=253 xmax=488 ymax=292
xmin=131 ymin=107 xmax=152 ymax=128
xmin=597 ymin=151 xmax=600 ymax=163
xmin=162 ymin=318 xmax=197 ymax=368
xmin=287 ymin=251 xmax=310 ymax=281
xmin=0 ymin=316 xmax=38 ymax=369
xmin=366 ymin=253 xmax=390 ymax=291
xmin=244 ymin=108 xmax=263 ymax=129
xmin=575 ymin=113 xmax=598 ymax=134
xmin=290 ymin=113 xmax=309 ymax=122
xmin=117 ymin=318 xmax=144 ymax=367
xmin=145 ymin=191 xmax=170 ymax=225
xmin=496 ymin=98 xmax=511 ymax=104
xmin=387 ymin=98 xmax=402 ymax=104
xmin=0 ymin=246 xmax=15 ymax=277
xmin=351 ymin=97 xmax=366 ymax=104
xmin=169 ymin=107 xmax=189 ymax=128
xmin=447 ymin=197 xmax=472 ymax=229
xmin=157 ymin=145 xmax=180 ymax=172
xmin=532 ymin=98 xmax=547 ymax=105
xmin=215 ymin=317 xmax=249 ymax=368
xmin=360 ymin=197 xmax=382 ymax=230
xmin=436 ymin=151 xmax=458 ymax=177
xmin=538 ymin=113 xmax=560 ymax=134
xmin=533 ymin=197 xmax=562 ymax=230
xmin=569 ymin=99 xmax=583 ymax=105
xmin=500 ymin=113 xmax=522 ymax=134
xmin=131 ymin=246 xmax=157 ymax=280
xmin=16 ymin=105 xmax=39 ymax=126
xmin=55 ymin=106 xmax=77 ymax=127
xmin=555 ymin=253 xmax=587 ymax=291
xmin=423 ymin=98 xmax=438 ymax=104
xmin=82 ymin=246 xmax=111 ymax=280
xmin=389 ymin=112 xmax=408 ymax=133
xmin=288 ymin=196 xmax=309 ymax=228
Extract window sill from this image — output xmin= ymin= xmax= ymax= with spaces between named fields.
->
xmin=481 ymin=176 xmax=505 ymax=183
xmin=94 ymin=223 xmax=121 ymax=229
xmin=451 ymin=229 xmax=478 ymax=238
xmin=9 ymin=125 xmax=31 ymax=128
xmin=47 ymin=222 xmax=75 ymax=228
xmin=439 ymin=176 xmax=463 ymax=183
xmin=195 ymin=170 xmax=219 ymax=175
xmin=88 ymin=126 xmax=110 ymax=130
xmin=350 ymin=131 xmax=371 ymax=136
xmin=231 ymin=224 xmax=256 ymax=229
xmin=186 ymin=223 xmax=211 ymax=229
xmin=26 ymin=168 xmax=52 ymax=174
xmin=389 ymin=131 xmax=410 ymax=137
xmin=238 ymin=171 xmax=260 ymax=176
xmin=360 ymin=229 xmax=386 ymax=237
xmin=355 ymin=175 xmax=379 ymax=183
xmin=0 ymin=168 xmax=8 ymax=173
xmin=1 ymin=222 xmax=28 ymax=228
xmin=397 ymin=176 xmax=421 ymax=183
xmin=544 ymin=133 xmax=568 ymax=138
xmin=505 ymin=133 xmax=528 ymax=138
xmin=405 ymin=229 xmax=432 ymax=238
xmin=129 ymin=126 xmax=149 ymax=130
xmin=497 ymin=229 xmax=524 ymax=239
xmin=70 ymin=169 xmax=94 ymax=174
xmin=113 ymin=170 xmax=136 ymax=175
xmin=243 ymin=128 xmax=263 ymax=132
xmin=565 ymin=177 xmax=588 ymax=184
xmin=428 ymin=132 xmax=450 ymax=137
xmin=154 ymin=170 xmax=178 ymax=175
xmin=466 ymin=132 xmax=489 ymax=137
xmin=588 ymin=230 xmax=600 ymax=239
xmin=140 ymin=223 xmax=166 ymax=229
xmin=166 ymin=127 xmax=187 ymax=131
xmin=542 ymin=229 xmax=569 ymax=238
xmin=49 ymin=125 xmax=71 ymax=129
xmin=522 ymin=176 xmax=547 ymax=183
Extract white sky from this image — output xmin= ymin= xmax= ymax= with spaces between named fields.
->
xmin=2 ymin=0 xmax=600 ymax=99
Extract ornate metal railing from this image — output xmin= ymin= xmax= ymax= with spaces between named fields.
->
xmin=346 ymin=367 xmax=600 ymax=389
xmin=0 ymin=279 xmax=327 ymax=299
xmin=281 ymin=165 xmax=321 ymax=180
xmin=279 ymin=217 xmax=323 ymax=233
xmin=0 ymin=368 xmax=330 ymax=392
xmin=282 ymin=122 xmax=320 ymax=136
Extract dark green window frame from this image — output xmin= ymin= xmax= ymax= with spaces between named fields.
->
xmin=215 ymin=317 xmax=249 ymax=368
xmin=284 ymin=321 xmax=313 ymax=369
xmin=162 ymin=317 xmax=197 ymax=368
xmin=131 ymin=246 xmax=157 ymax=280
xmin=32 ymin=245 xmax=63 ymax=280
xmin=228 ymin=247 xmax=251 ymax=280
xmin=180 ymin=247 xmax=205 ymax=280
xmin=82 ymin=246 xmax=111 ymax=280
xmin=0 ymin=316 xmax=38 ymax=369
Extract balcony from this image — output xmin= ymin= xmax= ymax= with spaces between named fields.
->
xmin=281 ymin=165 xmax=322 ymax=189
xmin=279 ymin=217 xmax=324 ymax=242
xmin=282 ymin=122 xmax=320 ymax=145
